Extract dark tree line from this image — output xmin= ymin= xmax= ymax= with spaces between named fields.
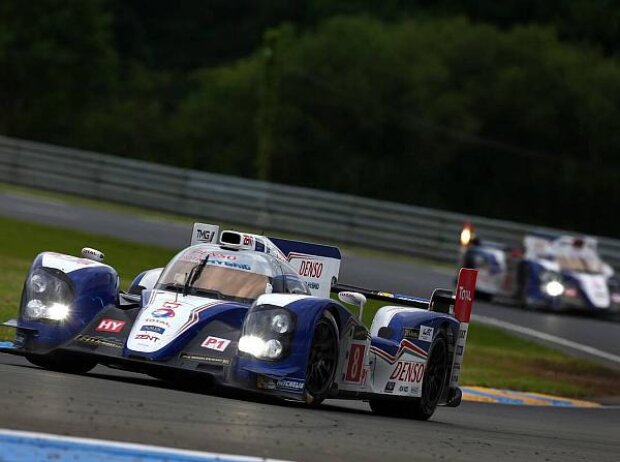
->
xmin=1 ymin=1 xmax=620 ymax=235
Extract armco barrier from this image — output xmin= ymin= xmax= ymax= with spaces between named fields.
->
xmin=1 ymin=134 xmax=619 ymax=269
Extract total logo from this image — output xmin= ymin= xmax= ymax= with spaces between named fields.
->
xmin=152 ymin=308 xmax=175 ymax=318
xmin=458 ymin=286 xmax=472 ymax=302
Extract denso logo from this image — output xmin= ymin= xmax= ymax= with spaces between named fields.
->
xmin=299 ymin=260 xmax=323 ymax=279
xmin=458 ymin=285 xmax=472 ymax=302
xmin=209 ymin=253 xmax=237 ymax=261
xmin=389 ymin=361 xmax=425 ymax=383
xmin=96 ymin=319 xmax=126 ymax=333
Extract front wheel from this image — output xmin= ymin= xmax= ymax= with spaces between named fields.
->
xmin=26 ymin=353 xmax=97 ymax=374
xmin=304 ymin=312 xmax=339 ymax=405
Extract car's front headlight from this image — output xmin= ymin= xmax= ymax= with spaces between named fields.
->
xmin=239 ymin=306 xmax=295 ymax=360
xmin=539 ymin=271 xmax=564 ymax=297
xmin=22 ymin=268 xmax=74 ymax=321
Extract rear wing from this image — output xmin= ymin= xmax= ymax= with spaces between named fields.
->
xmin=331 ymin=283 xmax=455 ymax=314
xmin=269 ymin=237 xmax=341 ymax=298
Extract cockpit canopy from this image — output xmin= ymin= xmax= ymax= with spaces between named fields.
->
xmin=155 ymin=245 xmax=310 ymax=302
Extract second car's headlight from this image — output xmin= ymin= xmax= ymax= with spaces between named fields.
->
xmin=539 ymin=271 xmax=564 ymax=297
xmin=22 ymin=268 xmax=74 ymax=321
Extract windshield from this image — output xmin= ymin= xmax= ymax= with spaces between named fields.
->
xmin=156 ymin=247 xmax=275 ymax=301
xmin=556 ymin=254 xmax=604 ymax=274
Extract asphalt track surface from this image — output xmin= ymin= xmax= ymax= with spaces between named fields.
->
xmin=1 ymin=190 xmax=620 ymax=461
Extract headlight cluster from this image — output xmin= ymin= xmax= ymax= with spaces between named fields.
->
xmin=238 ymin=306 xmax=294 ymax=360
xmin=540 ymin=271 xmax=564 ymax=297
xmin=22 ymin=268 xmax=74 ymax=321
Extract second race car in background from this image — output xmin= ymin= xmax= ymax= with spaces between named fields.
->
xmin=458 ymin=222 xmax=620 ymax=316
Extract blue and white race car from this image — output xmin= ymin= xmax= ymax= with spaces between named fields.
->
xmin=2 ymin=223 xmax=478 ymax=421
xmin=459 ymin=222 xmax=620 ymax=316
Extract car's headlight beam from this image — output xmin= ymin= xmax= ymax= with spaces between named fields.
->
xmin=22 ymin=268 xmax=74 ymax=321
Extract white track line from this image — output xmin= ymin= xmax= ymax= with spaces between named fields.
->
xmin=472 ymin=314 xmax=620 ymax=365
xmin=0 ymin=428 xmax=290 ymax=462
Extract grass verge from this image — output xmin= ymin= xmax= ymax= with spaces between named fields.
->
xmin=1 ymin=215 xmax=618 ymax=400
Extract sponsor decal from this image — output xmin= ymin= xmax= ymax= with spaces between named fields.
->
xmin=243 ymin=235 xmax=254 ymax=246
xmin=276 ymin=379 xmax=305 ymax=393
xmin=299 ymin=260 xmax=324 ymax=279
xmin=143 ymin=318 xmax=171 ymax=327
xmin=162 ymin=301 xmax=182 ymax=309
xmin=454 ymin=268 xmax=477 ymax=323
xmin=209 ymin=252 xmax=238 ymax=261
xmin=457 ymin=345 xmax=464 ymax=356
xmin=95 ymin=319 xmax=126 ymax=333
xmin=403 ymin=328 xmax=419 ymax=339
xmin=180 ymin=353 xmax=230 ymax=365
xmin=345 ymin=343 xmax=366 ymax=383
xmin=201 ymin=336 xmax=231 ymax=352
xmin=210 ymin=259 xmax=251 ymax=271
xmin=256 ymin=375 xmax=276 ymax=390
xmin=306 ymin=281 xmax=320 ymax=290
xmin=370 ymin=339 xmax=428 ymax=364
xmin=458 ymin=286 xmax=472 ymax=303
xmin=361 ymin=366 xmax=369 ymax=386
xmin=140 ymin=325 xmax=165 ymax=335
xmin=152 ymin=308 xmax=175 ymax=318
xmin=418 ymin=325 xmax=434 ymax=342
xmin=564 ymin=287 xmax=578 ymax=298
xmin=134 ymin=334 xmax=159 ymax=343
xmin=196 ymin=228 xmax=216 ymax=243
xmin=389 ymin=361 xmax=426 ymax=384
xmin=77 ymin=335 xmax=123 ymax=349
xmin=384 ymin=381 xmax=395 ymax=393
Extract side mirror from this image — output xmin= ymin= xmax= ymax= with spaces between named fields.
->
xmin=338 ymin=291 xmax=367 ymax=322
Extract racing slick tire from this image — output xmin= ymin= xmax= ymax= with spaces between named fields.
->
xmin=370 ymin=334 xmax=449 ymax=421
xmin=304 ymin=311 xmax=339 ymax=406
xmin=26 ymin=353 xmax=97 ymax=374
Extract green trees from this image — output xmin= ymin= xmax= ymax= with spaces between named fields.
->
xmin=252 ymin=17 xmax=620 ymax=232
xmin=0 ymin=0 xmax=116 ymax=143
xmin=2 ymin=2 xmax=620 ymax=235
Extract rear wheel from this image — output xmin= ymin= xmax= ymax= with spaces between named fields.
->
xmin=26 ymin=353 xmax=97 ymax=374
xmin=370 ymin=334 xmax=449 ymax=421
xmin=304 ymin=312 xmax=339 ymax=405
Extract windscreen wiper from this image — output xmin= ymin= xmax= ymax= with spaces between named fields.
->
xmin=183 ymin=255 xmax=209 ymax=297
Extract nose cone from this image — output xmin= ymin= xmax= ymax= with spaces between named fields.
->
xmin=126 ymin=291 xmax=231 ymax=355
